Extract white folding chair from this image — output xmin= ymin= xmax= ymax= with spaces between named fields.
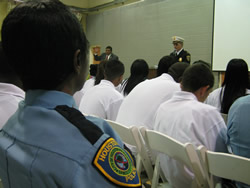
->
xmin=140 ymin=127 xmax=208 ymax=188
xmin=106 ymin=120 xmax=154 ymax=181
xmin=198 ymin=145 xmax=250 ymax=188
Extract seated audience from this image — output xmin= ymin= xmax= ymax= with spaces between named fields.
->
xmin=73 ymin=64 xmax=98 ymax=107
xmin=120 ymin=59 xmax=149 ymax=96
xmin=154 ymin=62 xmax=227 ymax=188
xmin=227 ymin=95 xmax=250 ymax=188
xmin=116 ymin=55 xmax=179 ymax=130
xmin=156 ymin=55 xmax=176 ymax=77
xmin=94 ymin=60 xmax=107 ymax=85
xmin=168 ymin=61 xmax=190 ymax=83
xmin=205 ymin=59 xmax=249 ymax=114
xmin=79 ymin=60 xmax=125 ymax=120
xmin=0 ymin=1 xmax=141 ymax=187
xmin=0 ymin=42 xmax=25 ymax=129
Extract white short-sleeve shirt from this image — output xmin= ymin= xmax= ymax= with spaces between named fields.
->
xmin=79 ymin=80 xmax=123 ymax=121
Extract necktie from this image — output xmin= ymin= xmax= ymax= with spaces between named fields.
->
xmin=105 ymin=55 xmax=108 ymax=60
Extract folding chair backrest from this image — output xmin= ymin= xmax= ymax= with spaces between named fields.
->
xmin=198 ymin=145 xmax=250 ymax=187
xmin=106 ymin=120 xmax=154 ymax=181
xmin=106 ymin=119 xmax=136 ymax=145
xmin=142 ymin=128 xmax=207 ymax=188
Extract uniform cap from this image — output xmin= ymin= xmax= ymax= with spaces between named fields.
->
xmin=172 ymin=36 xmax=184 ymax=43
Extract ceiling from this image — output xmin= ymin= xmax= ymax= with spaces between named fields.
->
xmin=60 ymin=0 xmax=144 ymax=13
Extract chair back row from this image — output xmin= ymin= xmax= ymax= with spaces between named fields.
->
xmin=106 ymin=119 xmax=250 ymax=188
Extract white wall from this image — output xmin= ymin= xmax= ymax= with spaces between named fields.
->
xmin=86 ymin=0 xmax=214 ymax=78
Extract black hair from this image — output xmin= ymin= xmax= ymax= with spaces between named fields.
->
xmin=123 ymin=59 xmax=149 ymax=95
xmin=106 ymin=46 xmax=112 ymax=51
xmin=157 ymin=55 xmax=175 ymax=76
xmin=168 ymin=62 xmax=190 ymax=83
xmin=104 ymin=60 xmax=124 ymax=81
xmin=89 ymin=64 xmax=98 ymax=77
xmin=181 ymin=62 xmax=214 ymax=92
xmin=94 ymin=61 xmax=107 ymax=85
xmin=0 ymin=42 xmax=22 ymax=87
xmin=220 ymin=58 xmax=249 ymax=114
xmin=1 ymin=0 xmax=89 ymax=91
xmin=192 ymin=60 xmax=211 ymax=69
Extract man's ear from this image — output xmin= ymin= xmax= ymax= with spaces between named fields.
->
xmin=73 ymin=49 xmax=81 ymax=73
xmin=200 ymin=85 xmax=210 ymax=97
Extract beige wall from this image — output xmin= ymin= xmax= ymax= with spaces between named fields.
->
xmin=0 ymin=0 xmax=8 ymax=41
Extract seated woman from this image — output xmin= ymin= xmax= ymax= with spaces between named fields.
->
xmin=120 ymin=59 xmax=149 ymax=96
xmin=205 ymin=58 xmax=250 ymax=114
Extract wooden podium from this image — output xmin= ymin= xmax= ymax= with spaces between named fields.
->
xmin=91 ymin=45 xmax=101 ymax=64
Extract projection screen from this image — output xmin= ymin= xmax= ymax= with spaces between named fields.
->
xmin=212 ymin=0 xmax=250 ymax=71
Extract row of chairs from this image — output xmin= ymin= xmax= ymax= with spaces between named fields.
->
xmin=106 ymin=119 xmax=250 ymax=188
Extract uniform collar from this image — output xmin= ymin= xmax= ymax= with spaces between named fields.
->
xmin=25 ymin=90 xmax=76 ymax=109
xmin=176 ymin=48 xmax=184 ymax=55
xmin=99 ymin=80 xmax=115 ymax=88
xmin=173 ymin=91 xmax=198 ymax=101
xmin=159 ymin=73 xmax=175 ymax=82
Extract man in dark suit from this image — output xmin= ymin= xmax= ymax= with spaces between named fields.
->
xmin=94 ymin=46 xmax=119 ymax=61
xmin=170 ymin=36 xmax=191 ymax=64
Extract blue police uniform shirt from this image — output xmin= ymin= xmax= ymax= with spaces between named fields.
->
xmin=0 ymin=90 xmax=141 ymax=188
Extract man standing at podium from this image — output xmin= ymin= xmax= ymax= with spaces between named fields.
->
xmin=170 ymin=36 xmax=191 ymax=64
xmin=94 ymin=46 xmax=119 ymax=61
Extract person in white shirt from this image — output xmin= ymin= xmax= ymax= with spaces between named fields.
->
xmin=154 ymin=62 xmax=227 ymax=188
xmin=205 ymin=58 xmax=250 ymax=114
xmin=79 ymin=60 xmax=124 ymax=120
xmin=73 ymin=64 xmax=98 ymax=107
xmin=116 ymin=55 xmax=180 ymax=130
xmin=0 ymin=42 xmax=25 ymax=129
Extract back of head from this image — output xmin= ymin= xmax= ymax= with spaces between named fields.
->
xmin=192 ymin=60 xmax=211 ymax=69
xmin=124 ymin=59 xmax=149 ymax=95
xmin=157 ymin=55 xmax=175 ymax=76
xmin=130 ymin=59 xmax=149 ymax=78
xmin=168 ymin=62 xmax=190 ymax=83
xmin=223 ymin=59 xmax=249 ymax=87
xmin=221 ymin=58 xmax=249 ymax=113
xmin=181 ymin=63 xmax=214 ymax=92
xmin=104 ymin=60 xmax=124 ymax=81
xmin=89 ymin=64 xmax=98 ymax=77
xmin=95 ymin=60 xmax=107 ymax=85
xmin=1 ymin=0 xmax=89 ymax=91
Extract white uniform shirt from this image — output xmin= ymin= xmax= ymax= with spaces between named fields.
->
xmin=205 ymin=87 xmax=250 ymax=111
xmin=154 ymin=91 xmax=227 ymax=188
xmin=0 ymin=83 xmax=25 ymax=129
xmin=73 ymin=77 xmax=95 ymax=107
xmin=116 ymin=73 xmax=180 ymax=129
xmin=79 ymin=80 xmax=123 ymax=121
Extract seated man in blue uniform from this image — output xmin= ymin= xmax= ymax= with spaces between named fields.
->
xmin=0 ymin=0 xmax=141 ymax=187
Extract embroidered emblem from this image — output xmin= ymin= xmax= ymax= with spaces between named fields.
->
xmin=186 ymin=55 xmax=190 ymax=62
xmin=179 ymin=57 xmax=182 ymax=62
xmin=93 ymin=137 xmax=141 ymax=187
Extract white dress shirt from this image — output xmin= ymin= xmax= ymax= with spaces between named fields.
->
xmin=154 ymin=91 xmax=227 ymax=188
xmin=116 ymin=73 xmax=180 ymax=129
xmin=79 ymin=80 xmax=123 ymax=121
xmin=73 ymin=77 xmax=95 ymax=107
xmin=0 ymin=83 xmax=25 ymax=129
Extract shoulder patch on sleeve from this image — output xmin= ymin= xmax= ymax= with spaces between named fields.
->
xmin=93 ymin=137 xmax=141 ymax=187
